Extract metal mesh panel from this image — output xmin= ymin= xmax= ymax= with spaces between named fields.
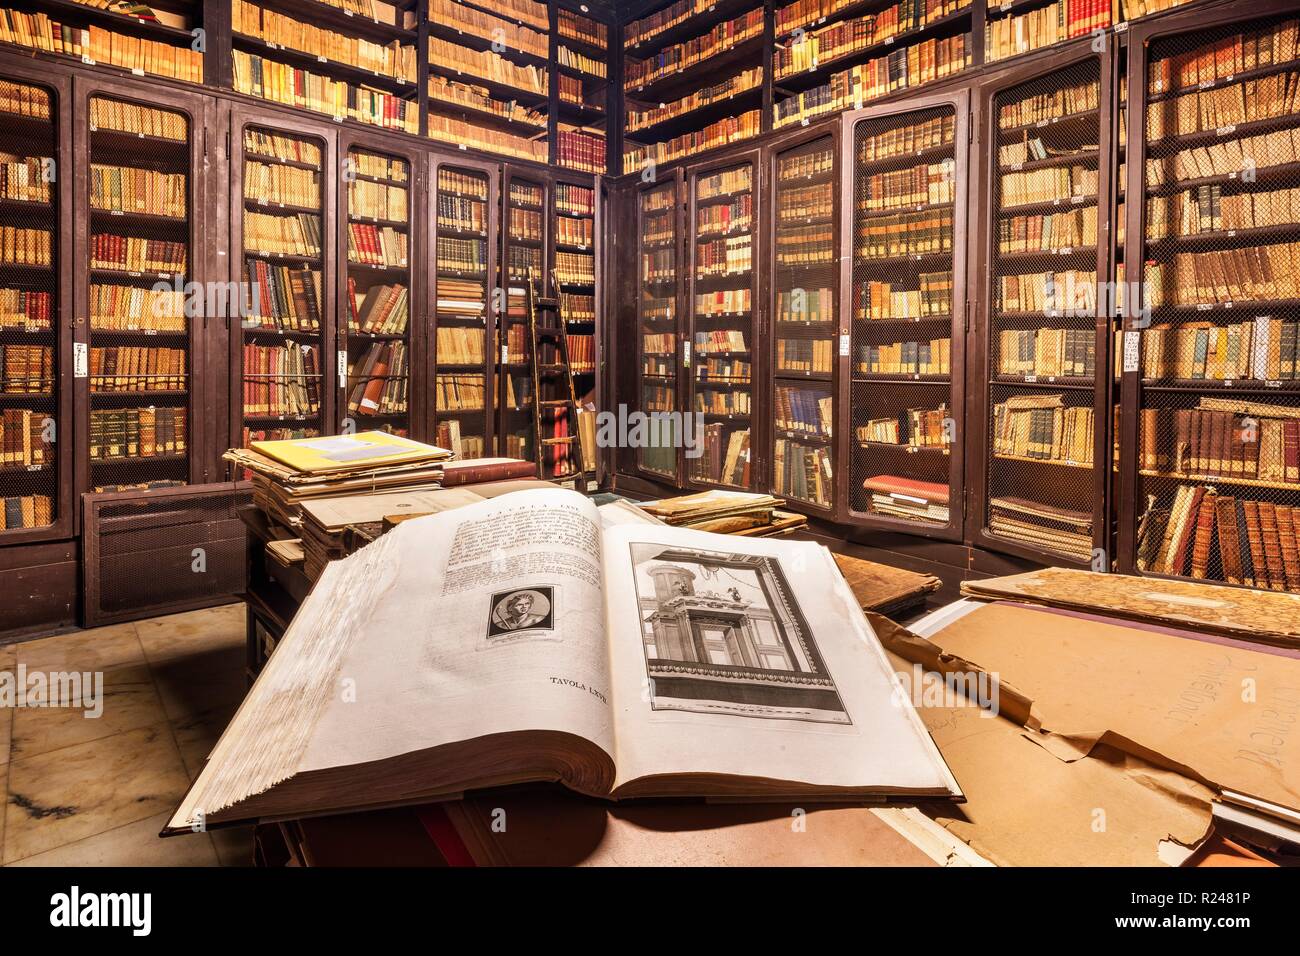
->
xmin=88 ymin=96 xmax=192 ymax=494
xmin=433 ymin=165 xmax=491 ymax=459
xmin=556 ymin=181 xmax=598 ymax=475
xmin=1133 ymin=14 xmax=1300 ymax=591
xmin=638 ymin=181 xmax=678 ymax=479
xmin=239 ymin=126 xmax=326 ymax=452
xmin=772 ymin=135 xmax=836 ymax=509
xmin=850 ymin=105 xmax=957 ymax=528
xmin=343 ymin=147 xmax=411 ymax=437
xmin=689 ymin=161 xmax=754 ymax=488
xmin=985 ymin=60 xmax=1103 ymax=563
xmin=0 ymin=79 xmax=57 ymax=532
xmin=88 ymin=487 xmax=248 ymax=621
xmin=500 ymin=176 xmax=547 ymax=462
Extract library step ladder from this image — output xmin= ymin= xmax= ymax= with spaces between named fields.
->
xmin=525 ymin=268 xmax=592 ymax=488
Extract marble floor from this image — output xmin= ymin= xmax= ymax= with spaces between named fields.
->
xmin=0 ymin=603 xmax=254 ymax=866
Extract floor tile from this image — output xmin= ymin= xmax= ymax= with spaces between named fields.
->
xmin=170 ymin=705 xmax=237 ymax=783
xmin=9 ymin=664 xmax=167 ymax=761
xmin=135 ymin=604 xmax=244 ymax=667
xmin=16 ymin=623 xmax=144 ymax=674
xmin=150 ymin=646 xmax=247 ymax=723
xmin=7 ymin=811 xmax=218 ymax=867
xmin=4 ymin=723 xmax=191 ymax=864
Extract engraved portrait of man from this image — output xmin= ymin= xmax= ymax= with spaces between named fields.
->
xmin=487 ymin=587 xmax=555 ymax=638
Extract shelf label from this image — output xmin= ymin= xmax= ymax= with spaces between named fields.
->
xmin=839 ymin=333 xmax=850 ymax=357
xmin=501 ymin=344 xmax=509 ymax=365
xmin=1123 ymin=330 xmax=1141 ymax=373
xmin=74 ymin=343 xmax=88 ymax=378
xmin=337 ymin=350 xmax=347 ymax=380
xmin=682 ymin=340 xmax=691 ymax=368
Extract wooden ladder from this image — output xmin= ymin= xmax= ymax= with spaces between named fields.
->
xmin=525 ymin=268 xmax=591 ymax=487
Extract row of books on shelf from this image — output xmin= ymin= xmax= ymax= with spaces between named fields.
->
xmin=242 ymin=341 xmax=319 ymax=417
xmin=0 ymin=227 xmax=51 ymax=268
xmin=773 ymin=34 xmax=970 ymax=130
xmin=777 ymin=287 xmax=834 ymax=323
xmin=996 ymin=269 xmax=1097 ymax=314
xmin=90 ymin=284 xmax=185 ymax=331
xmin=92 ymin=234 xmax=186 ymax=275
xmin=624 ymin=0 xmax=723 ymax=49
xmin=1000 ymin=165 xmax=1097 ymax=209
xmin=989 ymin=496 xmax=1092 ymax=561
xmin=558 ymin=46 xmax=605 ymax=79
xmin=556 ymin=251 xmax=594 ymax=285
xmin=89 ymin=346 xmax=186 ymax=392
xmin=556 ymin=184 xmax=594 ymax=217
xmin=247 ymin=131 xmax=319 ymax=168
xmin=508 ymin=205 xmax=542 ymax=242
xmin=346 ymin=280 xmax=407 ymax=335
xmin=775 ymin=385 xmax=833 ymax=438
xmin=352 ymin=153 xmax=407 ymax=183
xmin=0 ymin=408 xmax=49 ymax=467
xmin=1137 ymin=318 xmax=1300 ymax=382
xmin=998 ymin=328 xmax=1096 ymax=378
xmin=0 ymin=157 xmax=51 ymax=205
xmin=854 ymin=274 xmax=952 ymax=320
xmin=858 ymin=338 xmax=951 ymax=375
xmin=427 ymin=74 xmax=545 ymax=130
xmin=641 ymin=384 xmax=674 ymax=412
xmin=233 ymin=51 xmax=418 ymax=134
xmin=347 ymin=340 xmax=407 ymax=416
xmin=556 ymin=130 xmax=605 ymax=174
xmin=857 ymin=404 xmax=949 ymax=447
xmin=774 ymin=0 xmax=970 ymax=79
xmin=507 ymin=244 xmax=541 ymax=279
xmin=347 ymin=222 xmax=407 ymax=267
xmin=1151 ymin=17 xmax=1299 ymax=96
xmin=861 ymin=162 xmax=954 ymax=210
xmin=640 ymin=294 xmax=674 ymax=323
xmin=232 ymin=0 xmax=417 ymax=82
xmin=0 ymin=289 xmax=51 ymax=330
xmin=428 ymin=36 xmax=546 ymax=95
xmin=992 ymin=394 xmax=1096 ymax=466
xmin=777 ymin=337 xmax=832 ymax=374
xmin=999 ymin=133 xmax=1094 ymax=167
xmin=435 ymin=418 xmax=485 ymax=459
xmin=998 ymin=208 xmax=1096 ymax=254
xmin=697 ymin=195 xmax=752 ymax=237
xmin=775 ymin=224 xmax=834 ymax=265
xmin=1146 ymin=242 xmax=1300 ymax=307
xmin=0 ymin=78 xmax=51 ymax=120
xmin=624 ymin=111 xmax=760 ymax=175
xmin=556 ymin=215 xmax=593 ymax=247
xmin=1140 ymin=400 xmax=1300 ymax=483
xmin=855 ymin=208 xmax=953 ymax=257
xmin=437 ymin=236 xmax=487 ymax=274
xmin=1138 ymin=483 xmax=1300 ymax=591
xmin=642 ymin=333 xmax=675 ymax=356
xmin=90 ymin=166 xmax=186 ymax=219
xmin=348 ymin=179 xmax=406 ymax=222
xmin=245 ymin=210 xmax=321 ymax=257
xmin=695 ymin=235 xmax=751 ymax=277
xmin=0 ymin=345 xmax=52 ymax=393
xmin=860 ymin=112 xmax=954 ymax=162
xmin=697 ymin=290 xmax=751 ymax=316
xmin=1145 ymin=128 xmax=1299 ymax=186
xmin=245 ymin=261 xmax=322 ymax=331
xmin=558 ymin=9 xmax=605 ymax=51
xmin=430 ymin=0 xmax=546 ymax=60
xmin=437 ymin=325 xmax=485 ymax=365
xmin=985 ymin=0 xmax=1109 ymax=64
xmin=625 ymin=9 xmax=764 ymax=91
xmin=626 ymin=68 xmax=763 ymax=136
xmin=436 ymin=372 xmax=485 ymax=410
xmin=780 ymin=182 xmax=833 ymax=219
xmin=863 ymin=474 xmax=947 ymax=523
xmin=691 ymin=425 xmax=751 ymax=488
xmin=0 ymin=14 xmax=203 ymax=83
xmin=696 ymin=330 xmax=748 ymax=355
xmin=643 ymin=356 xmax=673 ymax=377
xmin=0 ymin=495 xmax=52 ymax=530
xmin=999 ymin=80 xmax=1097 ymax=129
xmin=560 ymin=292 xmax=594 ymax=323
xmin=566 ymin=333 xmax=594 ymax=373
xmin=1146 ymin=69 xmax=1299 ymax=142
xmin=436 ymin=277 xmax=486 ymax=318
xmin=427 ymin=113 xmax=547 ymax=164
xmin=775 ymin=439 xmax=832 ymax=506
xmin=437 ymin=192 xmax=487 ymax=233
xmin=696 ymin=356 xmax=751 ymax=382
xmin=1147 ymin=185 xmax=1300 ymax=239
xmin=89 ymin=406 xmax=187 ymax=459
xmin=695 ymin=389 xmax=751 ymax=417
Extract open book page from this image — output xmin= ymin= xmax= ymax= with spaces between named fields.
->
xmin=599 ymin=524 xmax=960 ymax=798
xmin=301 ymin=488 xmax=615 ymax=778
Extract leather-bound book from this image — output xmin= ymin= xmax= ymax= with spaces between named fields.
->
xmin=1276 ymin=505 xmax=1300 ymax=592
xmin=1242 ymin=500 xmax=1267 ymax=590
xmin=1214 ymin=495 xmax=1241 ymax=585
xmin=1235 ymin=499 xmax=1257 ymax=588
xmin=1189 ymin=492 xmax=1218 ymax=579
xmin=1258 ymin=502 xmax=1286 ymax=591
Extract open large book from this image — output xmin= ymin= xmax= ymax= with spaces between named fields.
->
xmin=166 ymin=489 xmax=959 ymax=833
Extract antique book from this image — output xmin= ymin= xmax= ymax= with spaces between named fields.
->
xmin=165 ymin=489 xmax=959 ymax=833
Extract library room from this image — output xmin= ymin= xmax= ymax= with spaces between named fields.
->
xmin=0 ymin=0 xmax=1293 ymax=912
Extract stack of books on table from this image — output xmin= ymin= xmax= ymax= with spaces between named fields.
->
xmin=635 ymin=490 xmax=808 ymax=536
xmin=988 ymin=496 xmax=1092 ymax=561
xmin=863 ymin=475 xmax=950 ymax=525
xmin=224 ymin=431 xmax=453 ymax=531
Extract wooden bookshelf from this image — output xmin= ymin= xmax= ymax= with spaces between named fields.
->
xmin=845 ymin=91 xmax=969 ymax=538
xmin=498 ymin=167 xmax=548 ymax=462
xmin=1124 ymin=5 xmax=1300 ymax=593
xmin=635 ymin=172 xmax=682 ymax=482
xmin=233 ymin=114 xmax=332 ymax=454
xmin=686 ymin=151 xmax=758 ymax=490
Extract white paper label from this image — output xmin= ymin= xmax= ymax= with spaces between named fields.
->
xmin=337 ymin=350 xmax=348 ymax=380
xmin=839 ymin=333 xmax=850 ymax=357
xmin=74 ymin=342 xmax=88 ymax=378
xmin=682 ymin=340 xmax=691 ymax=368
xmin=501 ymin=344 xmax=509 ymax=365
xmin=1123 ymin=330 xmax=1141 ymax=373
